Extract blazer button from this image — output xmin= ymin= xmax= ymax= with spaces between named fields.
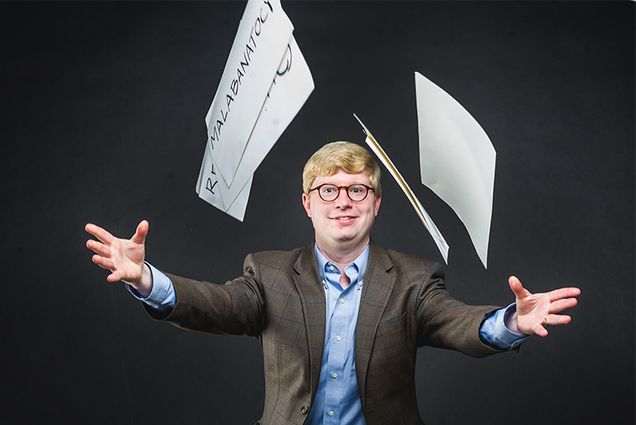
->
xmin=300 ymin=406 xmax=308 ymax=415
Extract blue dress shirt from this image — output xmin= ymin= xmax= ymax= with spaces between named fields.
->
xmin=307 ymin=245 xmax=368 ymax=425
xmin=128 ymin=247 xmax=527 ymax=423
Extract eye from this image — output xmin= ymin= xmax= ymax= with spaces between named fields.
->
xmin=350 ymin=185 xmax=364 ymax=193
xmin=322 ymin=185 xmax=336 ymax=194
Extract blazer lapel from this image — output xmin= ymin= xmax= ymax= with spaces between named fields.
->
xmin=355 ymin=243 xmax=396 ymax=403
xmin=292 ymin=245 xmax=326 ymax=401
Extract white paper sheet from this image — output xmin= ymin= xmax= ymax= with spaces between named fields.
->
xmin=196 ymin=142 xmax=252 ymax=221
xmin=415 ymin=72 xmax=496 ymax=268
xmin=353 ymin=114 xmax=449 ymax=264
xmin=196 ymin=1 xmax=313 ymax=221
xmin=204 ymin=0 xmax=294 ymax=187
xmin=216 ymin=36 xmax=314 ymax=212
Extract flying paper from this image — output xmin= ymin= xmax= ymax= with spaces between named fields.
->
xmin=205 ymin=0 xmax=293 ymax=187
xmin=196 ymin=142 xmax=253 ymax=221
xmin=196 ymin=0 xmax=314 ymax=220
xmin=353 ymin=114 xmax=449 ymax=264
xmin=415 ymin=72 xmax=496 ymax=268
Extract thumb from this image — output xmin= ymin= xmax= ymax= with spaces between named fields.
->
xmin=131 ymin=220 xmax=149 ymax=244
xmin=508 ymin=275 xmax=531 ymax=300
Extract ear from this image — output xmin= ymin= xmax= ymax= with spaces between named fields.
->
xmin=302 ymin=193 xmax=312 ymax=217
xmin=374 ymin=195 xmax=382 ymax=216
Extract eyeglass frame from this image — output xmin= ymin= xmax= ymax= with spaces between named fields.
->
xmin=308 ymin=183 xmax=375 ymax=202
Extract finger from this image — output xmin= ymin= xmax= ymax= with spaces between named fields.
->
xmin=86 ymin=239 xmax=111 ymax=257
xmin=85 ymin=223 xmax=114 ymax=244
xmin=549 ymin=298 xmax=578 ymax=314
xmin=92 ymin=254 xmax=114 ymax=271
xmin=107 ymin=272 xmax=122 ymax=283
xmin=131 ymin=220 xmax=149 ymax=244
xmin=546 ymin=314 xmax=572 ymax=326
xmin=548 ymin=287 xmax=581 ymax=302
xmin=533 ymin=323 xmax=549 ymax=337
xmin=508 ymin=276 xmax=531 ymax=300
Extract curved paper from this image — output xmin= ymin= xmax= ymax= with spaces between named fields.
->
xmin=415 ymin=72 xmax=495 ymax=268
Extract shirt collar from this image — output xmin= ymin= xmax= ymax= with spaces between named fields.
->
xmin=314 ymin=243 xmax=370 ymax=284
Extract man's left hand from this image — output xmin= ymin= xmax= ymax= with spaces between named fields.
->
xmin=508 ymin=276 xmax=581 ymax=337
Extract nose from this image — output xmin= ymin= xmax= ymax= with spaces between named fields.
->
xmin=334 ymin=187 xmax=352 ymax=208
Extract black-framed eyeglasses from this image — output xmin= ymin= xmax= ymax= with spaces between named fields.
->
xmin=309 ymin=184 xmax=375 ymax=202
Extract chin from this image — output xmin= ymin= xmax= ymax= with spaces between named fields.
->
xmin=333 ymin=231 xmax=361 ymax=243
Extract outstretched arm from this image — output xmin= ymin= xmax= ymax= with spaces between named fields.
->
xmin=85 ymin=220 xmax=152 ymax=297
xmin=507 ymin=276 xmax=581 ymax=337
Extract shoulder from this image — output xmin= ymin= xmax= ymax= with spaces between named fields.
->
xmin=387 ymin=249 xmax=439 ymax=270
xmin=243 ymin=247 xmax=306 ymax=272
xmin=369 ymin=245 xmax=446 ymax=297
xmin=373 ymin=244 xmax=443 ymax=278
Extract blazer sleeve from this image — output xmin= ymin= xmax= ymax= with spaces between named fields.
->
xmin=415 ymin=262 xmax=504 ymax=357
xmin=142 ymin=253 xmax=265 ymax=337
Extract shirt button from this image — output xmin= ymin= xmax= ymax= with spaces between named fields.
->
xmin=330 ymin=372 xmax=338 ymax=379
xmin=335 ymin=335 xmax=342 ymax=341
xmin=328 ymin=410 xmax=335 ymax=417
xmin=339 ymin=299 xmax=345 ymax=304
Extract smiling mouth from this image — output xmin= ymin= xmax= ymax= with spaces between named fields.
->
xmin=331 ymin=216 xmax=356 ymax=221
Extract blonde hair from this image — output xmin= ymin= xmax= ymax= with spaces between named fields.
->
xmin=302 ymin=141 xmax=382 ymax=196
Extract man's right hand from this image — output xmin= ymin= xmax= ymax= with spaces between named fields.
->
xmin=85 ymin=220 xmax=152 ymax=296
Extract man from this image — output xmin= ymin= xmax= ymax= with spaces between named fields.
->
xmin=85 ymin=141 xmax=580 ymax=424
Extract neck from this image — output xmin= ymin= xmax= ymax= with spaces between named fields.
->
xmin=316 ymin=237 xmax=369 ymax=271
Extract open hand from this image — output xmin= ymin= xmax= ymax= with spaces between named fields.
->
xmin=85 ymin=220 xmax=149 ymax=290
xmin=508 ymin=276 xmax=581 ymax=337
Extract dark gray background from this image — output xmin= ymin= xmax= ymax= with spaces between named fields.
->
xmin=1 ymin=1 xmax=633 ymax=424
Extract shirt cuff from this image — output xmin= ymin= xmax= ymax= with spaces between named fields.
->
xmin=126 ymin=262 xmax=176 ymax=313
xmin=479 ymin=303 xmax=528 ymax=350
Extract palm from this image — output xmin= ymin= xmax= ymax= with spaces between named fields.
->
xmin=516 ymin=292 xmax=551 ymax=335
xmin=110 ymin=236 xmax=145 ymax=281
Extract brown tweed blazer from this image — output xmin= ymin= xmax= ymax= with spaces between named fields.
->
xmin=147 ymin=243 xmax=503 ymax=425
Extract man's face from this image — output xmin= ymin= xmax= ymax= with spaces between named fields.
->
xmin=302 ymin=169 xmax=381 ymax=253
